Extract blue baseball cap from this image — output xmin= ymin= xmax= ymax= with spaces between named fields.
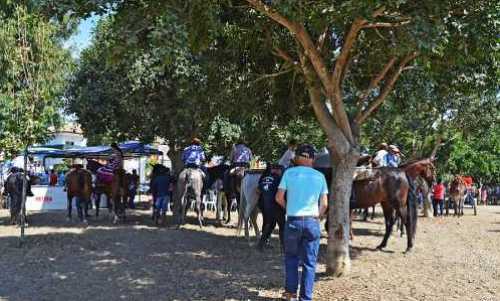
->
xmin=296 ymin=143 xmax=317 ymax=159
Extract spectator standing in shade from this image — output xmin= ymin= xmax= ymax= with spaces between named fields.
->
xmin=276 ymin=144 xmax=328 ymax=301
xmin=432 ymin=178 xmax=445 ymax=216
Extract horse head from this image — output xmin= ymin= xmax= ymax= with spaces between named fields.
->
xmin=420 ymin=159 xmax=436 ymax=184
xmin=401 ymin=158 xmax=436 ymax=185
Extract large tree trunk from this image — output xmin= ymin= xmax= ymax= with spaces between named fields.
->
xmin=168 ymin=144 xmax=184 ymax=175
xmin=326 ymin=148 xmax=359 ymax=276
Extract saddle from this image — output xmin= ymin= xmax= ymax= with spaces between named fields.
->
xmin=353 ymin=167 xmax=379 ymax=181
xmin=229 ymin=166 xmax=247 ymax=176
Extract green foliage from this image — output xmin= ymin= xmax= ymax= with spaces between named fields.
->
xmin=65 ymin=2 xmax=319 ymax=160
xmin=60 ymin=0 xmax=497 ymax=180
xmin=444 ymin=126 xmax=500 ymax=183
xmin=0 ymin=4 xmax=72 ymax=156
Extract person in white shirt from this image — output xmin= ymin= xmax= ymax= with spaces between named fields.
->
xmin=372 ymin=143 xmax=389 ymax=167
xmin=278 ymin=139 xmax=297 ymax=169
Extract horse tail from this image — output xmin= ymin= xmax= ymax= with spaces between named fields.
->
xmin=405 ymin=173 xmax=418 ymax=240
xmin=78 ymin=170 xmax=85 ymax=190
xmin=117 ymin=169 xmax=125 ymax=190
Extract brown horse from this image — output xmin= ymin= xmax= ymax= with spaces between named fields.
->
xmin=87 ymin=160 xmax=129 ymax=224
xmin=448 ymin=176 xmax=467 ymax=216
xmin=351 ymin=159 xmax=435 ymax=253
xmin=65 ymin=166 xmax=93 ymax=223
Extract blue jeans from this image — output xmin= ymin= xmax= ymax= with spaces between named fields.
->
xmin=155 ymin=196 xmax=170 ymax=214
xmin=284 ymin=217 xmax=321 ymax=301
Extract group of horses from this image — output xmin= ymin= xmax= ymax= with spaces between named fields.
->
xmin=183 ymin=158 xmax=437 ymax=253
xmin=2 ymin=155 xmax=437 ymax=253
xmin=63 ymin=159 xmax=131 ymax=224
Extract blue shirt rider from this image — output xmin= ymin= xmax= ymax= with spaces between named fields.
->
xmin=229 ymin=140 xmax=253 ymax=168
xmin=182 ymin=138 xmax=206 ymax=169
xmin=386 ymin=145 xmax=401 ymax=167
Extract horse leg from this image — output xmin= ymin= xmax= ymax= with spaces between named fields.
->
xmin=95 ymin=193 xmax=100 ymax=217
xmin=84 ymin=197 xmax=90 ymax=219
xmin=460 ymin=197 xmax=465 ymax=216
xmin=197 ymin=194 xmax=203 ymax=228
xmin=371 ymin=205 xmax=376 ymax=220
xmin=251 ymin=209 xmax=260 ymax=242
xmin=403 ymin=209 xmax=413 ymax=253
xmin=112 ymin=195 xmax=120 ymax=224
xmin=362 ymin=208 xmax=369 ymax=221
xmin=226 ymin=194 xmax=232 ymax=224
xmin=76 ymin=196 xmax=83 ymax=222
xmin=377 ymin=204 xmax=395 ymax=250
xmin=177 ymin=196 xmax=186 ymax=228
xmin=67 ymin=194 xmax=73 ymax=221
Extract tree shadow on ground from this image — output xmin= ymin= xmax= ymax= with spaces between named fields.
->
xmin=0 ymin=213 xmax=286 ymax=300
xmin=352 ymin=228 xmax=383 ymax=237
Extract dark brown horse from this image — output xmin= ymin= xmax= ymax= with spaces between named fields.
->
xmin=351 ymin=159 xmax=435 ymax=253
xmin=448 ymin=176 xmax=467 ymax=216
xmin=65 ymin=166 xmax=93 ymax=223
xmin=3 ymin=170 xmax=33 ymax=225
xmin=87 ymin=160 xmax=129 ymax=224
xmin=223 ymin=166 xmax=246 ymax=224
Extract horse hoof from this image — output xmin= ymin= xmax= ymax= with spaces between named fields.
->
xmin=404 ymin=248 xmax=413 ymax=254
xmin=376 ymin=245 xmax=385 ymax=251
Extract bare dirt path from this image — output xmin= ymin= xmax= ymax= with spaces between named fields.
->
xmin=0 ymin=205 xmax=499 ymax=301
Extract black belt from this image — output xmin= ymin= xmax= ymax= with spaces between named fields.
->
xmin=287 ymin=216 xmax=319 ymax=221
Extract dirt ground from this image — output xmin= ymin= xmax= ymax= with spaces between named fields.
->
xmin=0 ymin=205 xmax=499 ymax=301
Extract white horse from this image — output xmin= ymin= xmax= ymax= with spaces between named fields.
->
xmin=176 ymin=168 xmax=204 ymax=228
xmin=236 ymin=172 xmax=262 ymax=244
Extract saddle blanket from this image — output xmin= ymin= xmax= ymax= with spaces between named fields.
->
xmin=353 ymin=167 xmax=379 ymax=181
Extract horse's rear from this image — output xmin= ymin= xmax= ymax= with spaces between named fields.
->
xmin=4 ymin=173 xmax=23 ymax=225
xmin=237 ymin=172 xmax=261 ymax=244
xmin=110 ymin=169 xmax=129 ymax=223
xmin=65 ymin=169 xmax=93 ymax=222
xmin=176 ymin=168 xmax=204 ymax=228
xmin=224 ymin=166 xmax=246 ymax=223
xmin=449 ymin=177 xmax=467 ymax=216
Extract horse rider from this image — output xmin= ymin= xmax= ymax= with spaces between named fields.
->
xmin=386 ymin=145 xmax=402 ymax=167
xmin=181 ymin=138 xmax=207 ymax=187
xmin=278 ymin=138 xmax=297 ymax=169
xmin=182 ymin=138 xmax=206 ymax=172
xmin=229 ymin=139 xmax=253 ymax=169
xmin=97 ymin=142 xmax=124 ymax=184
xmin=372 ymin=142 xmax=389 ymax=167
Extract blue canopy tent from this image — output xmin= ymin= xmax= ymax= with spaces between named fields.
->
xmin=29 ymin=141 xmax=162 ymax=159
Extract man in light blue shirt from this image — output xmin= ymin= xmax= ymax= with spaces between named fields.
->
xmin=276 ymin=144 xmax=328 ymax=301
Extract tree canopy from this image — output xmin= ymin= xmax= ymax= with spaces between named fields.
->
xmin=0 ymin=3 xmax=72 ymax=157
